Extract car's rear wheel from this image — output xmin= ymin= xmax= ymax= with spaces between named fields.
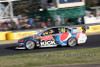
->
xmin=25 ymin=40 xmax=35 ymax=49
xmin=67 ymin=37 xmax=77 ymax=47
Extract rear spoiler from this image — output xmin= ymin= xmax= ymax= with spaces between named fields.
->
xmin=82 ymin=26 xmax=86 ymax=31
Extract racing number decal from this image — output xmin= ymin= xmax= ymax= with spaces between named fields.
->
xmin=58 ymin=28 xmax=66 ymax=33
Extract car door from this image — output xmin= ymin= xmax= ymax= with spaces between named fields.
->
xmin=39 ymin=28 xmax=59 ymax=47
xmin=55 ymin=27 xmax=72 ymax=46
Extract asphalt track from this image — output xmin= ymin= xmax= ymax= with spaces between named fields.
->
xmin=0 ymin=34 xmax=100 ymax=56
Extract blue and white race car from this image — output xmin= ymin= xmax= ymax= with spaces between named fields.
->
xmin=16 ymin=26 xmax=87 ymax=49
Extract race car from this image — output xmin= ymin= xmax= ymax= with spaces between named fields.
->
xmin=16 ymin=26 xmax=87 ymax=49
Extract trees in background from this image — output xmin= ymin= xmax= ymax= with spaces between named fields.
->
xmin=85 ymin=0 xmax=100 ymax=8
xmin=13 ymin=0 xmax=100 ymax=15
xmin=14 ymin=0 xmax=39 ymax=15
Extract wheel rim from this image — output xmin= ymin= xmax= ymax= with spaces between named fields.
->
xmin=26 ymin=41 xmax=35 ymax=49
xmin=68 ymin=38 xmax=76 ymax=47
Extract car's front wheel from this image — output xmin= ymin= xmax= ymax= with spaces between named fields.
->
xmin=25 ymin=40 xmax=36 ymax=49
xmin=67 ymin=37 xmax=77 ymax=47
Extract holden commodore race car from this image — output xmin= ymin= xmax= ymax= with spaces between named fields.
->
xmin=16 ymin=26 xmax=87 ymax=49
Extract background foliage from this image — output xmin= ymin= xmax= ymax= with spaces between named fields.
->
xmin=13 ymin=0 xmax=100 ymax=15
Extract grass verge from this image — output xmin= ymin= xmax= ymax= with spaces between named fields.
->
xmin=0 ymin=47 xmax=100 ymax=67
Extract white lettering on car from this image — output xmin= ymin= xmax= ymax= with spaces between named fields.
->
xmin=40 ymin=41 xmax=56 ymax=47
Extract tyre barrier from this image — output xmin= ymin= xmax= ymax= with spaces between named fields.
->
xmin=0 ymin=31 xmax=11 ymax=40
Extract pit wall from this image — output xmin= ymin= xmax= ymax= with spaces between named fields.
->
xmin=0 ymin=25 xmax=100 ymax=41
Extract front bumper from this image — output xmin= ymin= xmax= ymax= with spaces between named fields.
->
xmin=16 ymin=43 xmax=25 ymax=49
xmin=15 ymin=47 xmax=26 ymax=49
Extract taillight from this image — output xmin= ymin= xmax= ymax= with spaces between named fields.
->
xmin=82 ymin=31 xmax=85 ymax=33
xmin=20 ymin=39 xmax=24 ymax=42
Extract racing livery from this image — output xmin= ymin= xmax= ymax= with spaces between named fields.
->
xmin=16 ymin=26 xmax=87 ymax=49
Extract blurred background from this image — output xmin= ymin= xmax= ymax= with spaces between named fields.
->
xmin=0 ymin=0 xmax=100 ymax=31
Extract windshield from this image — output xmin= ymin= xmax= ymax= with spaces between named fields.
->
xmin=34 ymin=30 xmax=44 ymax=36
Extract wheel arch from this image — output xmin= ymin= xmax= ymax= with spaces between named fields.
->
xmin=24 ymin=38 xmax=37 ymax=46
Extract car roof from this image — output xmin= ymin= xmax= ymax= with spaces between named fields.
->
xmin=38 ymin=26 xmax=78 ymax=35
xmin=39 ymin=26 xmax=71 ymax=34
xmin=45 ymin=26 xmax=72 ymax=30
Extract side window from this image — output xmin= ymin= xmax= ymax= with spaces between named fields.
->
xmin=49 ymin=29 xmax=54 ymax=34
xmin=66 ymin=28 xmax=71 ymax=33
xmin=42 ymin=30 xmax=49 ymax=36
xmin=52 ymin=28 xmax=59 ymax=34
xmin=58 ymin=27 xmax=71 ymax=33
xmin=41 ymin=28 xmax=59 ymax=36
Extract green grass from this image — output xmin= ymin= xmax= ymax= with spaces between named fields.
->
xmin=0 ymin=47 xmax=100 ymax=67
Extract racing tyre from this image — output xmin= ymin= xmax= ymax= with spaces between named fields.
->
xmin=67 ymin=37 xmax=77 ymax=47
xmin=25 ymin=40 xmax=35 ymax=49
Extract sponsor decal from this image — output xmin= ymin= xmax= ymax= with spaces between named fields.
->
xmin=76 ymin=34 xmax=80 ymax=40
xmin=40 ymin=36 xmax=56 ymax=47
xmin=60 ymin=33 xmax=69 ymax=42
xmin=77 ymin=33 xmax=87 ymax=44
xmin=15 ymin=31 xmax=35 ymax=39
xmin=34 ymin=35 xmax=40 ymax=39
xmin=18 ymin=33 xmax=33 ymax=37
xmin=41 ymin=36 xmax=54 ymax=41
xmin=40 ymin=41 xmax=56 ymax=46
xmin=56 ymin=32 xmax=71 ymax=46
xmin=90 ymin=25 xmax=100 ymax=32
